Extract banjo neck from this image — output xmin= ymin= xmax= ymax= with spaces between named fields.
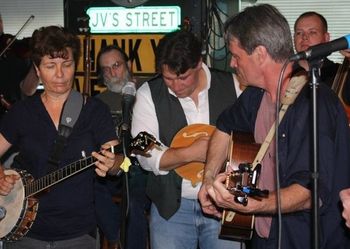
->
xmin=25 ymin=152 xmax=98 ymax=197
xmin=24 ymin=130 xmax=160 ymax=197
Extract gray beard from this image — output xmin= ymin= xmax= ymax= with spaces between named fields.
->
xmin=106 ymin=82 xmax=124 ymax=93
xmin=105 ymin=78 xmax=128 ymax=93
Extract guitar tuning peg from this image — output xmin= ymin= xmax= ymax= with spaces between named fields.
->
xmin=238 ymin=163 xmax=251 ymax=172
xmin=234 ymin=195 xmax=248 ymax=206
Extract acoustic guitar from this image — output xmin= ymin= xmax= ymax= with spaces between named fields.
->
xmin=171 ymin=124 xmax=215 ymax=186
xmin=0 ymin=131 xmax=159 ymax=241
xmin=220 ymin=132 xmax=262 ymax=241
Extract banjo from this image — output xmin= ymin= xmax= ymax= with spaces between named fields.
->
xmin=0 ymin=131 xmax=159 ymax=241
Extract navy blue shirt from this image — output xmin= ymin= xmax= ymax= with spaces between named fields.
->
xmin=0 ymin=94 xmax=117 ymax=241
xmin=217 ymin=83 xmax=350 ymax=249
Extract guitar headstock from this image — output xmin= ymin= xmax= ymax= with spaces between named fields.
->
xmin=131 ymin=131 xmax=161 ymax=156
xmin=226 ymin=164 xmax=268 ymax=206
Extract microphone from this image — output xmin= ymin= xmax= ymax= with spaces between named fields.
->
xmin=119 ymin=82 xmax=136 ymax=172
xmin=289 ymin=34 xmax=350 ymax=61
xmin=120 ymin=82 xmax=136 ymax=132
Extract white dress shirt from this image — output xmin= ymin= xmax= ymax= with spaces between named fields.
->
xmin=131 ymin=63 xmax=242 ymax=199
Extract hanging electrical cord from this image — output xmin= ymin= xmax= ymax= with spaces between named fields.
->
xmin=274 ymin=59 xmax=291 ymax=249
xmin=205 ymin=0 xmax=231 ymax=70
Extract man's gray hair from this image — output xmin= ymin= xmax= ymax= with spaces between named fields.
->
xmin=224 ymin=4 xmax=294 ymax=63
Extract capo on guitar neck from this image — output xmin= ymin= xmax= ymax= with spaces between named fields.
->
xmin=226 ymin=164 xmax=269 ymax=206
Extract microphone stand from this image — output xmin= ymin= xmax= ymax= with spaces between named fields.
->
xmin=308 ymin=58 xmax=322 ymax=249
xmin=119 ymin=125 xmax=131 ymax=249
xmin=119 ymin=82 xmax=136 ymax=249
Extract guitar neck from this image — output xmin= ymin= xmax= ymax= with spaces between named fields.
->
xmin=24 ymin=144 xmax=121 ymax=197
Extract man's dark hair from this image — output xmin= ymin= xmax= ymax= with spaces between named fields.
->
xmin=156 ymin=30 xmax=202 ymax=75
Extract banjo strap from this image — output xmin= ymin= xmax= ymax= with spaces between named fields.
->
xmin=47 ymin=90 xmax=84 ymax=171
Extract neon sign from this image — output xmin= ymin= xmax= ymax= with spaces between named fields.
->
xmin=87 ymin=6 xmax=181 ymax=33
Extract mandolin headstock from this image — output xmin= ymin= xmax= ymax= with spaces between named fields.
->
xmin=131 ymin=131 xmax=161 ymax=156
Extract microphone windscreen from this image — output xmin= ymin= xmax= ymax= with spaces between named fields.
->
xmin=122 ymin=82 xmax=136 ymax=96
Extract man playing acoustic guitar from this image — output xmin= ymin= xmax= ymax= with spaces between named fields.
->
xmin=199 ymin=4 xmax=350 ymax=249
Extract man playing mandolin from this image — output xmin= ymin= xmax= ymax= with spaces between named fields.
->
xmin=131 ymin=30 xmax=243 ymax=249
xmin=199 ymin=4 xmax=350 ymax=249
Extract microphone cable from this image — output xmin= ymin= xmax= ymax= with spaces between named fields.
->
xmin=274 ymin=58 xmax=290 ymax=249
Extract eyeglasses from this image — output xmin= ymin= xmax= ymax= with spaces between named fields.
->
xmin=101 ymin=61 xmax=124 ymax=74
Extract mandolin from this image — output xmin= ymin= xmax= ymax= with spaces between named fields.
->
xmin=171 ymin=124 xmax=215 ymax=186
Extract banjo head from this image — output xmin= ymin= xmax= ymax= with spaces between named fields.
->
xmin=0 ymin=169 xmax=38 ymax=241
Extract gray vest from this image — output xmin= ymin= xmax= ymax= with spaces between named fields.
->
xmin=147 ymin=68 xmax=237 ymax=219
